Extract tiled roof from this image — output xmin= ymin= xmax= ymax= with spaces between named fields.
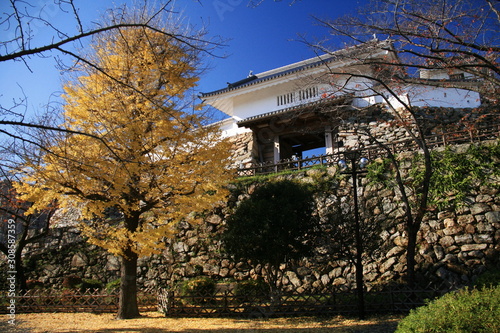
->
xmin=200 ymin=56 xmax=332 ymax=98
xmin=200 ymin=39 xmax=393 ymax=98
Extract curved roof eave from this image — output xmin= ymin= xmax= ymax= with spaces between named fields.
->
xmin=200 ymin=39 xmax=395 ymax=99
xmin=200 ymin=57 xmax=333 ymax=98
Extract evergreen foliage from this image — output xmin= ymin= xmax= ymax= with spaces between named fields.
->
xmin=367 ymin=141 xmax=500 ymax=209
xmin=222 ymin=180 xmax=319 ymax=289
xmin=179 ymin=276 xmax=216 ymax=304
xmin=396 ymin=285 xmax=500 ymax=333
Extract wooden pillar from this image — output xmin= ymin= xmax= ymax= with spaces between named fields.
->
xmin=273 ymin=135 xmax=280 ymax=163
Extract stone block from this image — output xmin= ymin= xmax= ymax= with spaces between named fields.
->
xmin=440 ymin=236 xmax=455 ymax=248
xmin=485 ymin=211 xmax=500 ymax=223
xmin=443 ymin=225 xmax=463 ymax=236
xmin=461 ymin=243 xmax=488 ymax=252
xmin=219 ymin=268 xmax=230 ymax=278
xmin=333 ymin=277 xmax=347 ymax=286
xmin=173 ymin=241 xmax=188 ymax=253
xmin=467 ymin=251 xmax=484 ymax=259
xmin=438 ymin=211 xmax=455 ymax=220
xmin=464 ymin=224 xmax=476 ymax=234
xmin=206 ymin=214 xmax=222 ymax=225
xmin=477 ymin=222 xmax=494 ymax=233
xmin=457 ymin=214 xmax=475 ymax=224
xmin=476 ymin=194 xmax=493 ymax=203
xmin=286 ymin=271 xmax=301 ymax=288
xmin=393 ymin=236 xmax=408 ymax=247
xmin=473 ymin=234 xmax=493 ymax=244
xmin=296 ymin=267 xmax=312 ymax=277
xmin=424 ymin=232 xmax=439 ymax=244
xmin=434 ymin=246 xmax=445 ymax=261
xmin=380 ymin=257 xmax=397 ymax=274
xmin=320 ymin=274 xmax=331 ymax=286
xmin=454 ymin=234 xmax=473 ymax=245
xmin=329 ymin=267 xmax=343 ymax=279
xmin=386 ymin=246 xmax=405 ymax=258
xmin=470 ymin=203 xmax=491 ymax=215
xmin=428 ymin=220 xmax=442 ymax=229
xmin=71 ymin=253 xmax=88 ymax=267
xmin=443 ymin=218 xmax=455 ymax=228
xmin=443 ymin=254 xmax=458 ymax=263
xmin=105 ymin=255 xmax=120 ymax=271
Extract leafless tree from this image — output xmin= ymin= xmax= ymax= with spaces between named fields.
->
xmin=0 ymin=166 xmax=56 ymax=290
xmin=315 ymin=0 xmax=499 ymax=102
xmin=306 ymin=0 xmax=499 ymax=286
xmin=0 ymin=0 xmax=224 ymax=318
xmin=0 ymin=0 xmax=222 ymax=146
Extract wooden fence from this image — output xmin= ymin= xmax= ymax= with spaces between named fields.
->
xmin=1 ymin=282 xmax=458 ymax=317
xmin=237 ymin=124 xmax=500 ymax=177
xmin=158 ymin=282 xmax=457 ymax=318
xmin=0 ymin=288 xmax=157 ymax=314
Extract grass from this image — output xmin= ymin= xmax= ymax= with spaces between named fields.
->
xmin=2 ymin=311 xmax=402 ymax=333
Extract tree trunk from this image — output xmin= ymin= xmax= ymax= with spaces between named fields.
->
xmin=117 ymin=249 xmax=140 ymax=319
xmin=406 ymin=224 xmax=419 ymax=288
xmin=15 ymin=249 xmax=27 ymax=290
xmin=116 ymin=213 xmax=141 ymax=319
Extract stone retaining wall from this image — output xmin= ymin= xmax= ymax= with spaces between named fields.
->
xmin=1 ymin=145 xmax=498 ymax=291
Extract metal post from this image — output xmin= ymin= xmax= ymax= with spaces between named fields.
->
xmin=349 ymin=154 xmax=365 ymax=320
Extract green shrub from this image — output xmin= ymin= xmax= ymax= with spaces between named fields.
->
xmin=179 ymin=276 xmax=216 ymax=304
xmin=474 ymin=268 xmax=500 ymax=289
xmin=234 ymin=279 xmax=268 ymax=299
xmin=78 ymin=279 xmax=103 ymax=291
xmin=396 ymin=285 xmax=500 ymax=333
xmin=105 ymin=278 xmax=121 ymax=292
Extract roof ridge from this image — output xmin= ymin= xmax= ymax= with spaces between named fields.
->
xmin=200 ymin=39 xmax=393 ymax=98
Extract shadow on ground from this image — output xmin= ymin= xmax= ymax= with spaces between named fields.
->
xmin=55 ymin=323 xmax=399 ymax=333
xmin=9 ymin=322 xmax=399 ymax=333
xmin=5 ymin=313 xmax=400 ymax=333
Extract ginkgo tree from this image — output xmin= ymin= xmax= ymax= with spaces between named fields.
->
xmin=15 ymin=22 xmax=233 ymax=319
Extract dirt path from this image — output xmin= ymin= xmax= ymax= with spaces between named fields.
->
xmin=2 ymin=312 xmax=401 ymax=333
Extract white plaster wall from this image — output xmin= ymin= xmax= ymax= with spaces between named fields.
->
xmin=386 ymin=84 xmax=481 ymax=109
xmin=420 ymin=69 xmax=476 ymax=80
xmin=231 ymin=75 xmax=376 ymax=121
xmin=217 ymin=118 xmax=251 ymax=138
xmin=233 ymin=84 xmax=284 ymax=120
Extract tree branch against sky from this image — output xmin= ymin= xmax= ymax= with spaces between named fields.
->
xmin=14 ymin=7 xmax=234 ymax=319
xmin=0 ymin=167 xmax=56 ymax=291
xmin=0 ymin=0 xmax=224 ymax=145
xmin=314 ymin=0 xmax=499 ymax=102
xmin=304 ymin=0 xmax=499 ymax=286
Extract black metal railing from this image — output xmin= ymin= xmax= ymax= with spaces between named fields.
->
xmin=237 ymin=124 xmax=500 ymax=177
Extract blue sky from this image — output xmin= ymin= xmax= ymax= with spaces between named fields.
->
xmin=0 ymin=0 xmax=368 ymax=119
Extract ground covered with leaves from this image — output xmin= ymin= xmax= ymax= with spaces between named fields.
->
xmin=3 ymin=312 xmax=401 ymax=332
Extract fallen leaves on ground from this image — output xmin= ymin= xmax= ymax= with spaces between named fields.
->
xmin=2 ymin=311 xmax=401 ymax=333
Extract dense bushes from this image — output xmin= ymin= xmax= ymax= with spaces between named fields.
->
xmin=105 ymin=278 xmax=121 ymax=292
xmin=234 ymin=279 xmax=268 ymax=300
xmin=178 ymin=276 xmax=216 ymax=304
xmin=61 ymin=275 xmax=102 ymax=291
xmin=396 ymin=285 xmax=500 ymax=332
xmin=473 ymin=268 xmax=500 ymax=289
